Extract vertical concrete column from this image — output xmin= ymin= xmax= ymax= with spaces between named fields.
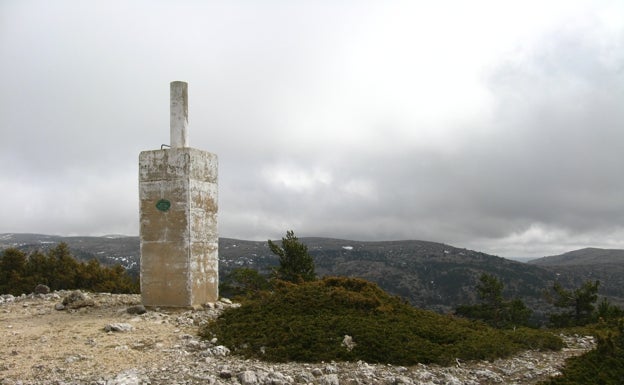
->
xmin=170 ymin=81 xmax=188 ymax=148
xmin=139 ymin=81 xmax=218 ymax=308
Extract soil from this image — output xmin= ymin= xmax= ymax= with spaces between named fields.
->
xmin=0 ymin=292 xmax=223 ymax=384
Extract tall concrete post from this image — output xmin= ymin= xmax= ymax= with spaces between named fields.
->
xmin=170 ymin=81 xmax=188 ymax=148
xmin=139 ymin=81 xmax=219 ymax=308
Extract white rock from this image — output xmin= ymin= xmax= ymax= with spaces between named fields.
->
xmin=297 ymin=371 xmax=316 ymax=383
xmin=3 ymin=294 xmax=15 ymax=303
xmin=442 ymin=374 xmax=463 ymax=385
xmin=65 ymin=355 xmax=81 ymax=363
xmin=106 ymin=368 xmax=146 ymax=385
xmin=268 ymin=371 xmax=293 ymax=385
xmin=238 ymin=370 xmax=258 ymax=385
xmin=320 ymin=373 xmax=340 ymax=385
xmin=311 ymin=368 xmax=324 ymax=377
xmin=104 ymin=323 xmax=133 ymax=332
xmin=390 ymin=375 xmax=414 ymax=384
xmin=342 ymin=335 xmax=357 ymax=351
xmin=203 ymin=345 xmax=230 ymax=357
xmin=475 ymin=369 xmax=502 ymax=382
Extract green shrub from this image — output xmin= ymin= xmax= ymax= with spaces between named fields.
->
xmin=539 ymin=319 xmax=624 ymax=385
xmin=219 ymin=267 xmax=271 ymax=300
xmin=201 ymin=276 xmax=562 ymax=365
xmin=0 ymin=244 xmax=138 ymax=295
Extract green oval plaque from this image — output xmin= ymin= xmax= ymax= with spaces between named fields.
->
xmin=156 ymin=199 xmax=171 ymax=212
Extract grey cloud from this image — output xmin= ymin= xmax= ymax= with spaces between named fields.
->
xmin=1 ymin=1 xmax=623 ymax=259
xmin=219 ymin=23 xmax=624 ymax=252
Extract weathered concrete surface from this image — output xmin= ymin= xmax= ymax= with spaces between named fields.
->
xmin=170 ymin=81 xmax=188 ymax=148
xmin=139 ymin=147 xmax=218 ymax=307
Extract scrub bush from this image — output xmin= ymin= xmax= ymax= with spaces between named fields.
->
xmin=202 ymin=276 xmax=561 ymax=365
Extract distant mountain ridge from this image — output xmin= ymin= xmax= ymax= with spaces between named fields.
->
xmin=526 ymin=247 xmax=624 ymax=314
xmin=0 ymin=233 xmax=140 ymax=271
xmin=529 ymin=247 xmax=624 ymax=266
xmin=2 ymin=233 xmax=624 ymax=320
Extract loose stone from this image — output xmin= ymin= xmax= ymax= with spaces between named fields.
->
xmin=104 ymin=323 xmax=134 ymax=333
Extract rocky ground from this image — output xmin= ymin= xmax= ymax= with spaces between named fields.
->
xmin=0 ymin=291 xmax=595 ymax=385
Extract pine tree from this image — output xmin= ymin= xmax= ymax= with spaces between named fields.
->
xmin=46 ymin=243 xmax=80 ymax=290
xmin=549 ymin=280 xmax=600 ymax=327
xmin=456 ymin=273 xmax=531 ymax=328
xmin=268 ymin=230 xmax=316 ymax=283
xmin=1 ymin=244 xmax=139 ymax=295
xmin=24 ymin=250 xmax=51 ymax=287
xmin=0 ymin=248 xmax=31 ymax=295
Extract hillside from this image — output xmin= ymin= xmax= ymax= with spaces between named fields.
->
xmin=527 ymin=247 xmax=624 ymax=308
xmin=221 ymin=236 xmax=558 ymax=304
xmin=529 ymin=248 xmax=624 ymax=266
xmin=307 ymin=238 xmax=557 ymax=313
xmin=3 ymin=234 xmax=624 ymax=317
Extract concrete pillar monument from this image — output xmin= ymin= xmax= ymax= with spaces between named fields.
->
xmin=139 ymin=81 xmax=218 ymax=308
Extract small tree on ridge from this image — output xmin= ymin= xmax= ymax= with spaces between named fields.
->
xmin=456 ymin=273 xmax=531 ymax=328
xmin=268 ymin=230 xmax=316 ymax=283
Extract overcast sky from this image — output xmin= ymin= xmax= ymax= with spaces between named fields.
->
xmin=1 ymin=0 xmax=623 ymax=259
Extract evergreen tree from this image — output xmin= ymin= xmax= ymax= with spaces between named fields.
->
xmin=548 ymin=280 xmax=600 ymax=327
xmin=0 ymin=243 xmax=138 ymax=295
xmin=456 ymin=273 xmax=531 ymax=328
xmin=476 ymin=273 xmax=504 ymax=308
xmin=24 ymin=250 xmax=51 ymax=287
xmin=46 ymin=243 xmax=80 ymax=289
xmin=76 ymin=258 xmax=104 ymax=290
xmin=97 ymin=264 xmax=138 ymax=293
xmin=220 ymin=267 xmax=270 ymax=298
xmin=0 ymin=248 xmax=31 ymax=295
xmin=596 ymin=297 xmax=624 ymax=321
xmin=268 ymin=230 xmax=316 ymax=283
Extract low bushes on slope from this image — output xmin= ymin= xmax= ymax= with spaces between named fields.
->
xmin=539 ymin=320 xmax=624 ymax=385
xmin=201 ymin=277 xmax=562 ymax=366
